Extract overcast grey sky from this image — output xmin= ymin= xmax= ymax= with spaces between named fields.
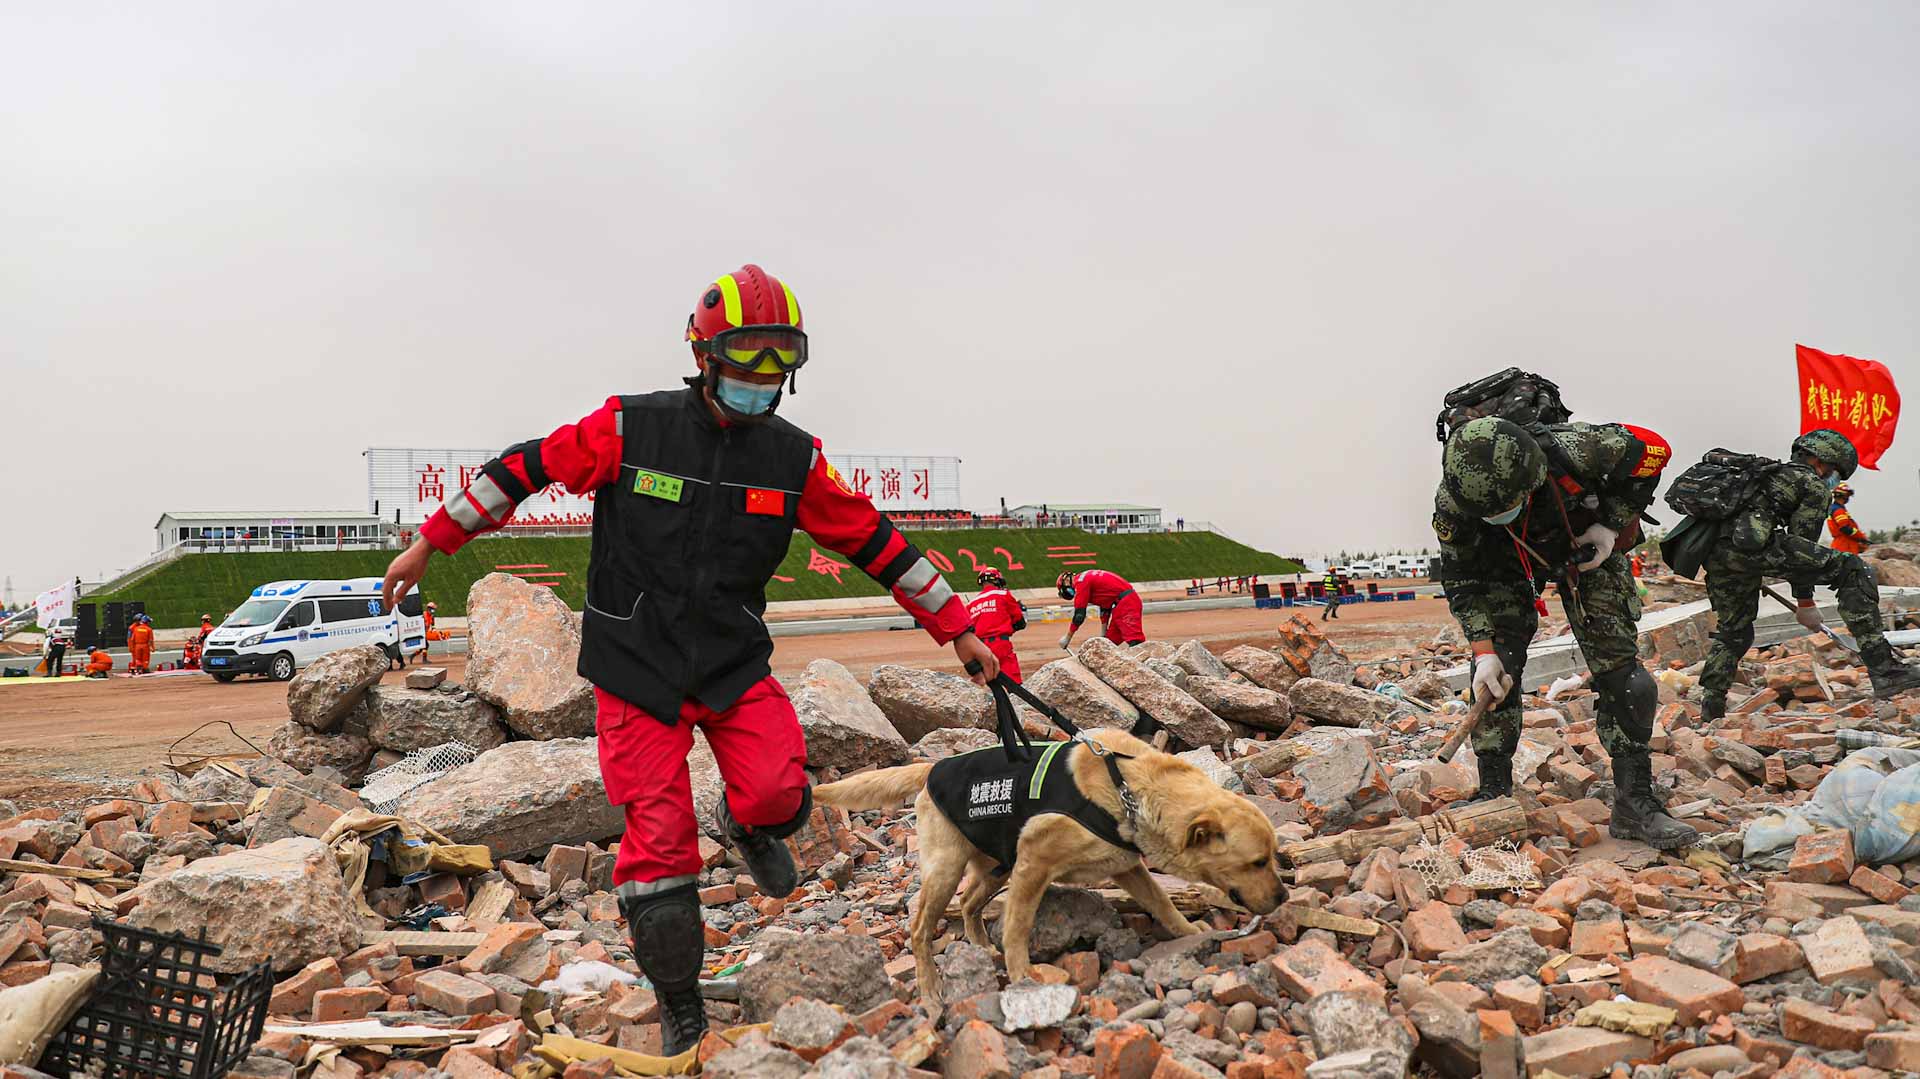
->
xmin=6 ymin=2 xmax=1920 ymax=597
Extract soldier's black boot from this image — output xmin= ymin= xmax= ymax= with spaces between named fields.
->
xmin=712 ymin=785 xmax=812 ymax=899
xmin=619 ymin=885 xmax=708 ymax=1056
xmin=1699 ymin=696 xmax=1726 ymax=722
xmin=1449 ymin=750 xmax=1511 ymax=808
xmin=1864 ymin=640 xmax=1920 ymax=700
xmin=1475 ymin=749 xmax=1513 ymax=801
xmin=1608 ymin=752 xmax=1698 ymax=851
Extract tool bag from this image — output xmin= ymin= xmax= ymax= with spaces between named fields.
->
xmin=1664 ymin=449 xmax=1778 ymax=521
xmin=1434 ymin=368 xmax=1573 ymax=443
xmin=1658 ymin=515 xmax=1721 ymax=580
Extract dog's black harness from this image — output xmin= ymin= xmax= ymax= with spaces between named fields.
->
xmin=927 ymin=674 xmax=1145 ymax=876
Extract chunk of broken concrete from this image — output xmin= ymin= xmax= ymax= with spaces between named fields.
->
xmin=792 ymin=659 xmax=910 ymax=770
xmin=464 ymin=572 xmax=594 ymax=740
xmin=130 ymin=837 xmax=361 ymax=973
xmin=286 ymin=644 xmax=389 ymax=732
xmin=393 ymin=737 xmax=622 ymax=860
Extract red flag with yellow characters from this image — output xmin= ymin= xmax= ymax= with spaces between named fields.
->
xmin=1797 ymin=344 xmax=1900 ymax=470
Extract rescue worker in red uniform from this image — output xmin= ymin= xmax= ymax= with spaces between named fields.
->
xmin=380 ymin=264 xmax=997 ymax=1057
xmin=1828 ymin=483 xmax=1867 ymax=554
xmin=966 ymin=568 xmax=1027 ymax=682
xmin=1056 ymin=568 xmax=1145 ymax=649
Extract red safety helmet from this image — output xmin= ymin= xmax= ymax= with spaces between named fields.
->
xmin=977 ymin=568 xmax=1006 ymax=588
xmin=1056 ymin=571 xmax=1077 ymax=600
xmin=687 ymin=264 xmax=806 ymax=373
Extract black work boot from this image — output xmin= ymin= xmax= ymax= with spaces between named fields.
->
xmin=1699 ymin=696 xmax=1726 ymax=722
xmin=1608 ymin=752 xmax=1698 ymax=851
xmin=712 ymin=786 xmax=811 ymax=899
xmin=618 ymin=885 xmax=708 ymax=1056
xmin=1864 ymin=640 xmax=1920 ymax=700
xmin=1449 ymin=750 xmax=1512 ymax=808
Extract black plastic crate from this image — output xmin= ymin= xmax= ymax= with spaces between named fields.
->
xmin=41 ymin=918 xmax=272 ymax=1079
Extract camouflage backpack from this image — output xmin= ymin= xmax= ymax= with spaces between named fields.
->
xmin=1664 ymin=449 xmax=1779 ymax=521
xmin=1434 ymin=368 xmax=1573 ymax=443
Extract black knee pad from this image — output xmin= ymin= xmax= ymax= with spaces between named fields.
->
xmin=757 ymin=783 xmax=814 ymax=841
xmin=1594 ymin=664 xmax=1658 ymax=744
xmin=619 ymin=883 xmax=703 ymax=992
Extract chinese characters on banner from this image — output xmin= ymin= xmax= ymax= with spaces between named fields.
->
xmin=366 ymin=448 xmax=598 ymax=525
xmin=1796 ymin=345 xmax=1902 ymax=470
xmin=823 ymin=455 xmax=962 ymax=512
xmin=34 ymin=582 xmax=77 ymax=629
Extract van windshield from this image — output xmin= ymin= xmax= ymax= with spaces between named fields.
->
xmin=226 ymin=599 xmax=289 ymax=628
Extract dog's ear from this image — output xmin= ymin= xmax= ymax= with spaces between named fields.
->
xmin=1185 ymin=814 xmax=1224 ymax=850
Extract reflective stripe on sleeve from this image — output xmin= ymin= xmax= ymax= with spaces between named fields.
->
xmin=468 ymin=473 xmax=514 ymax=522
xmin=445 ymin=493 xmax=486 ymax=533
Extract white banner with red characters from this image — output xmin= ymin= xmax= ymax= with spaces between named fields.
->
xmin=821 ymin=454 xmax=962 ymax=512
xmin=366 ymin=448 xmax=598 ymax=526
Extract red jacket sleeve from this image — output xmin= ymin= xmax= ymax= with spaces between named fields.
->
xmin=418 ymin=396 xmax=625 ymax=556
xmin=795 ymin=439 xmax=972 ymax=645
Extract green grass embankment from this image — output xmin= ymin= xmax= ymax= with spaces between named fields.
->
xmin=92 ymin=529 xmax=1300 ymax=626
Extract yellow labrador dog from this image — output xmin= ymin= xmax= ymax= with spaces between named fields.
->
xmin=815 ymin=728 xmax=1282 ymax=1011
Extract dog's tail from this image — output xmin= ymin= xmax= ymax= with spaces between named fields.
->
xmin=814 ymin=763 xmax=934 ymax=810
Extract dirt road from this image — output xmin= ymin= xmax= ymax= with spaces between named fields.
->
xmin=0 ymin=598 xmax=1453 ymax=809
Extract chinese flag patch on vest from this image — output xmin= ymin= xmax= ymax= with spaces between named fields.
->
xmin=1621 ymin=424 xmax=1672 ymax=478
xmin=745 ymin=488 xmax=786 ymax=516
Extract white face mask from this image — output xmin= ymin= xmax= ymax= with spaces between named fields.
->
xmin=1483 ymin=503 xmax=1525 ymax=526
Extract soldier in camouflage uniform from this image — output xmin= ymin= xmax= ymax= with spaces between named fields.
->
xmin=1434 ymin=417 xmax=1697 ymax=850
xmin=1698 ymin=429 xmax=1920 ymax=717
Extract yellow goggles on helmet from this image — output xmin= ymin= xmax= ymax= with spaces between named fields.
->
xmin=695 ymin=325 xmax=808 ymax=375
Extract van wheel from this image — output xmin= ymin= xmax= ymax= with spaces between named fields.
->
xmin=384 ymin=642 xmax=401 ymax=665
xmin=269 ymin=653 xmax=296 ymax=681
xmin=211 ymin=672 xmax=237 ymax=683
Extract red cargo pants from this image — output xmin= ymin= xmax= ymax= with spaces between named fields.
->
xmin=1103 ymin=593 xmax=1145 ymax=645
xmin=594 ymin=678 xmax=809 ymax=887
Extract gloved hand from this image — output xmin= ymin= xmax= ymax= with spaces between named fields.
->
xmin=1795 ymin=603 xmax=1825 ymax=631
xmin=1574 ymin=524 xmax=1618 ymax=572
xmin=1058 ymin=635 xmax=1073 ymax=651
xmin=1471 ymin=652 xmax=1514 ymax=706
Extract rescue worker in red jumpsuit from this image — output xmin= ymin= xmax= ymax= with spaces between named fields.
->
xmin=966 ymin=567 xmax=1027 ymax=682
xmin=1056 ymin=568 xmax=1145 ymax=649
xmin=380 ymin=264 xmax=997 ymax=1056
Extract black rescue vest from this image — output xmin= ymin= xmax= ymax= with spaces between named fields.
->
xmin=577 ymin=387 xmax=814 ymax=724
xmin=925 ymin=741 xmax=1139 ymax=875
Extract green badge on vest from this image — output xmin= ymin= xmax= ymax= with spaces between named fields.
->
xmin=632 ymin=470 xmax=684 ymax=502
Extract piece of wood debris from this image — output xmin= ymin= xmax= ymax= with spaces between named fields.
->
xmin=362 ymin=930 xmax=486 ymax=956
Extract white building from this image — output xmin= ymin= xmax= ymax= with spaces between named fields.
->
xmin=1009 ymin=503 xmax=1164 ymax=532
xmin=155 ymin=511 xmax=395 ymax=553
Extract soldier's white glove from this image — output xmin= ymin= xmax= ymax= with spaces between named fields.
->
xmin=1471 ymin=652 xmax=1514 ymax=706
xmin=1795 ymin=602 xmax=1825 ymax=631
xmin=1574 ymin=524 xmax=1618 ymax=572
xmin=1058 ymin=635 xmax=1073 ymax=651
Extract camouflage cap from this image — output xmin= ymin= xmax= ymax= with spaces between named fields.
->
xmin=1790 ymin=428 xmax=1859 ymax=479
xmin=1442 ymin=417 xmax=1549 ymax=518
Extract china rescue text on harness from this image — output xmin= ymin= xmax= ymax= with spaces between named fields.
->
xmin=924 ymin=675 xmax=1144 ymax=875
xmin=573 ymin=387 xmax=813 ymax=724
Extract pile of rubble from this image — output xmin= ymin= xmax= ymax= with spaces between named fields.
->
xmin=11 ymin=571 xmax=1920 ymax=1079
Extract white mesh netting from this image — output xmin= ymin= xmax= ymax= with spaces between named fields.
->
xmin=359 ymin=742 xmax=479 ymax=813
xmin=1401 ymin=838 xmax=1538 ymax=901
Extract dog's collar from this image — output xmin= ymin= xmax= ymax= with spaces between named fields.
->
xmin=1075 ymin=733 xmax=1141 ymax=837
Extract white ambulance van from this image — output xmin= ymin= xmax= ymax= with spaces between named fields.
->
xmin=202 ymin=578 xmax=424 ymax=683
